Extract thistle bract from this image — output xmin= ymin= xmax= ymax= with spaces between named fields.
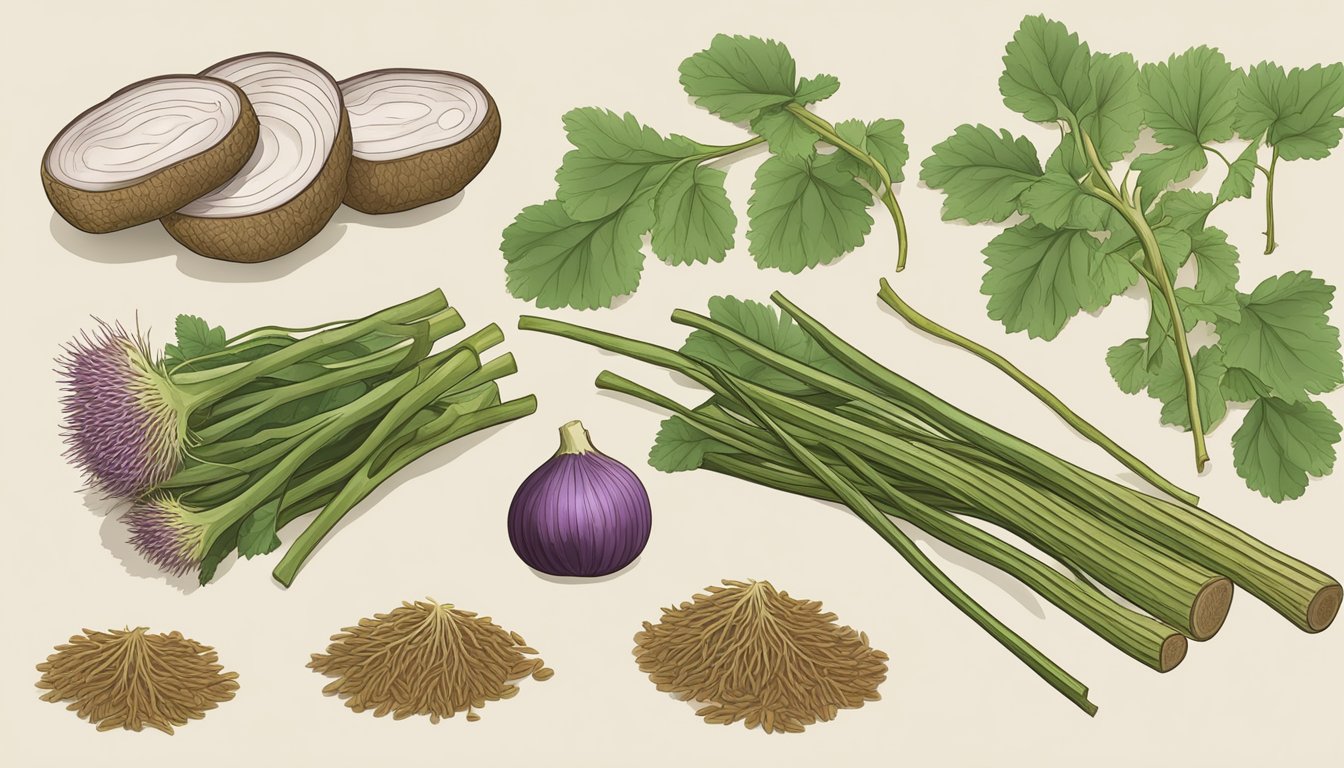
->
xmin=58 ymin=322 xmax=183 ymax=498
xmin=125 ymin=495 xmax=207 ymax=576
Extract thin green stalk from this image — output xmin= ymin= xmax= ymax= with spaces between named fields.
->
xmin=873 ymin=279 xmax=1198 ymax=506
xmin=1262 ymin=148 xmax=1279 ymax=254
xmin=716 ymin=374 xmax=1096 ymax=715
xmin=785 ymin=102 xmax=909 ymax=270
xmin=272 ymin=395 xmax=538 ymax=586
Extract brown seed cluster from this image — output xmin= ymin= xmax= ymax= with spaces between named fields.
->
xmin=35 ymin=627 xmax=239 ymax=733
xmin=634 ymin=579 xmax=889 ymax=733
xmin=310 ymin=599 xmax=551 ymax=723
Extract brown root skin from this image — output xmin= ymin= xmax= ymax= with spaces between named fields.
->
xmin=341 ymin=72 xmax=500 ymax=215
xmin=160 ymin=108 xmax=352 ymax=263
xmin=42 ymin=77 xmax=259 ymax=234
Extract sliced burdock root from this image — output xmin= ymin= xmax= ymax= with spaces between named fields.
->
xmin=42 ymin=76 xmax=259 ymax=233
xmin=339 ymin=69 xmax=500 ymax=214
xmin=162 ymin=53 xmax=351 ymax=263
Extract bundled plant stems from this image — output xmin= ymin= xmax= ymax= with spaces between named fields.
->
xmin=519 ymin=293 xmax=1341 ymax=715
xmin=634 ymin=579 xmax=888 ymax=733
xmin=310 ymin=599 xmax=551 ymax=722
xmin=36 ymin=627 xmax=239 ymax=733
xmin=58 ymin=289 xmax=536 ymax=586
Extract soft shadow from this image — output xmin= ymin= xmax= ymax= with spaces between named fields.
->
xmin=328 ymin=193 xmax=465 ymax=229
xmin=86 ymin=491 xmax=238 ymax=594
xmin=527 ymin=556 xmax=642 ymax=584
xmin=50 ymin=212 xmax=344 ymax=282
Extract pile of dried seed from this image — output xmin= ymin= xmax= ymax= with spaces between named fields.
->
xmin=35 ymin=626 xmax=239 ymax=733
xmin=633 ymin=579 xmax=888 ymax=733
xmin=310 ymin=599 xmax=551 ymax=723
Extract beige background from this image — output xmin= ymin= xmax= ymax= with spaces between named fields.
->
xmin=3 ymin=0 xmax=1341 ymax=764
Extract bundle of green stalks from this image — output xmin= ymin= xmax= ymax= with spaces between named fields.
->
xmin=520 ymin=293 xmax=1340 ymax=715
xmin=59 ymin=289 xmax=536 ymax=587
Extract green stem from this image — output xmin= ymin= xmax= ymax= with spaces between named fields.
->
xmin=873 ymin=280 xmax=1197 ymax=506
xmin=1263 ymin=148 xmax=1279 ymax=254
xmin=272 ymin=395 xmax=537 ymax=586
xmin=715 ymin=375 xmax=1096 ymax=715
xmin=785 ymin=103 xmax=909 ymax=270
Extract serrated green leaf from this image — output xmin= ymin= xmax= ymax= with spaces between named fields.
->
xmin=1018 ymin=171 xmax=1109 ymax=229
xmin=1080 ymin=52 xmax=1143 ymax=164
xmin=1233 ymin=396 xmax=1341 ymax=502
xmin=1107 ymin=338 xmax=1154 ymax=394
xmin=750 ymin=108 xmax=819 ymax=157
xmin=1217 ymin=271 xmax=1343 ymax=402
xmin=173 ymin=315 xmax=227 ymax=361
xmin=1149 ymin=189 xmax=1213 ymax=235
xmin=555 ymin=108 xmax=700 ymax=221
xmin=1148 ymin=345 xmax=1227 ymax=431
xmin=1175 ymin=286 xmax=1240 ymax=327
xmin=920 ymin=124 xmax=1042 ymax=224
xmin=999 ymin=15 xmax=1096 ymax=123
xmin=237 ymin=499 xmax=282 ymax=558
xmin=679 ymin=295 xmax=864 ymax=395
xmin=1222 ymin=366 xmax=1271 ymax=402
xmin=651 ymin=164 xmax=736 ymax=266
xmin=982 ymin=223 xmax=1137 ymax=340
xmin=795 ymin=74 xmax=840 ymax=105
xmin=834 ymin=118 xmax=909 ymax=186
xmin=1236 ymin=62 xmax=1344 ymax=161
xmin=1045 ymin=140 xmax=1091 ymax=179
xmin=502 ymin=197 xmax=654 ymax=310
xmin=679 ymin=34 xmax=798 ymax=122
xmin=1131 ymin=144 xmax=1207 ymax=200
xmin=649 ymin=415 xmax=735 ymax=472
xmin=1139 ymin=226 xmax=1191 ymax=280
xmin=746 ymin=153 xmax=874 ymax=273
xmin=1217 ymin=139 xmax=1260 ymax=203
xmin=1139 ymin=46 xmax=1240 ymax=148
xmin=1190 ymin=226 xmax=1240 ymax=298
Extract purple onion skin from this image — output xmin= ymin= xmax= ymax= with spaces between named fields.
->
xmin=508 ymin=424 xmax=652 ymax=578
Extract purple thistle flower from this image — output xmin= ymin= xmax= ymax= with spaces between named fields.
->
xmin=57 ymin=321 xmax=183 ymax=498
xmin=125 ymin=495 xmax=208 ymax=576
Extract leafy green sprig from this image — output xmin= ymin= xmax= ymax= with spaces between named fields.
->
xmin=501 ymin=34 xmax=910 ymax=310
xmin=920 ymin=15 xmax=1343 ymax=501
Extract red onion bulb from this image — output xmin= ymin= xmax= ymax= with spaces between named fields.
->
xmin=507 ymin=420 xmax=652 ymax=577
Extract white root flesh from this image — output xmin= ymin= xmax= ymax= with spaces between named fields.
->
xmin=179 ymin=54 xmax=342 ymax=218
xmin=341 ymin=70 xmax=489 ymax=161
xmin=45 ymin=78 xmax=243 ymax=192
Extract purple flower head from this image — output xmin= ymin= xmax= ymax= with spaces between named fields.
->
xmin=58 ymin=322 xmax=183 ymax=498
xmin=125 ymin=495 xmax=207 ymax=576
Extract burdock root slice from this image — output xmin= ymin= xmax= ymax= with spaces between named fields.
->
xmin=35 ymin=627 xmax=239 ymax=733
xmin=339 ymin=69 xmax=501 ymax=214
xmin=42 ymin=75 xmax=259 ymax=233
xmin=161 ymin=52 xmax=351 ymax=263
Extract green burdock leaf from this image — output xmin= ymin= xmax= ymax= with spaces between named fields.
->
xmin=1107 ymin=338 xmax=1153 ymax=394
xmin=649 ymin=415 xmax=734 ymax=472
xmin=982 ymin=223 xmax=1137 ymax=340
xmin=237 ymin=499 xmax=282 ymax=558
xmin=920 ymin=124 xmax=1042 ymax=224
xmin=1217 ymin=139 xmax=1260 ymax=203
xmin=1133 ymin=46 xmax=1240 ymax=194
xmin=1222 ymin=366 xmax=1271 ymax=402
xmin=1149 ymin=189 xmax=1213 ymax=235
xmin=1148 ymin=345 xmax=1228 ymax=431
xmin=680 ymin=295 xmax=864 ymax=394
xmin=679 ymin=34 xmax=798 ymax=122
xmin=555 ymin=108 xmax=700 ymax=221
xmin=651 ymin=164 xmax=737 ymax=266
xmin=795 ymin=74 xmax=840 ymax=105
xmin=834 ymin=118 xmax=909 ymax=186
xmin=746 ymin=153 xmax=873 ymax=272
xmin=1189 ymin=226 xmax=1240 ymax=299
xmin=1175 ymin=286 xmax=1241 ymax=327
xmin=1233 ymin=396 xmax=1341 ymax=502
xmin=750 ymin=108 xmax=819 ymax=157
xmin=1131 ymin=144 xmax=1207 ymax=199
xmin=169 ymin=315 xmax=227 ymax=365
xmin=1018 ymin=171 xmax=1109 ymax=229
xmin=1236 ymin=62 xmax=1344 ymax=160
xmin=502 ymin=196 xmax=655 ymax=310
xmin=1137 ymin=226 xmax=1191 ymax=280
xmin=999 ymin=15 xmax=1096 ymax=123
xmin=1081 ymin=51 xmax=1143 ymax=163
xmin=1217 ymin=271 xmax=1343 ymax=403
